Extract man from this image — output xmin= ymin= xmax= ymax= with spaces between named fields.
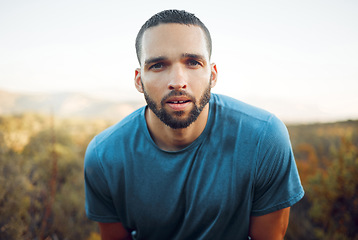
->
xmin=84 ymin=10 xmax=304 ymax=240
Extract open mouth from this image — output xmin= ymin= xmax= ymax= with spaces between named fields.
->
xmin=166 ymin=98 xmax=192 ymax=111
xmin=167 ymin=100 xmax=191 ymax=104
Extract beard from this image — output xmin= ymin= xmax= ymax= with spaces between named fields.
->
xmin=142 ymin=81 xmax=212 ymax=129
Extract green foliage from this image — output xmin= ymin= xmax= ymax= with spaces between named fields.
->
xmin=307 ymin=138 xmax=358 ymax=239
xmin=286 ymin=120 xmax=358 ymax=240
xmin=0 ymin=113 xmax=110 ymax=240
xmin=1 ymin=113 xmax=358 ymax=239
xmin=288 ymin=120 xmax=358 ymax=165
xmin=0 ymin=137 xmax=30 ymax=239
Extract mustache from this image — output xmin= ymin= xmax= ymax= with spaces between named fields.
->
xmin=161 ymin=90 xmax=196 ymax=105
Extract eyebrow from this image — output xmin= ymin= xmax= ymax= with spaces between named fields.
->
xmin=181 ymin=53 xmax=205 ymax=60
xmin=144 ymin=56 xmax=168 ymax=67
xmin=144 ymin=53 xmax=207 ymax=67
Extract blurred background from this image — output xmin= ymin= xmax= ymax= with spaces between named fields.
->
xmin=0 ymin=0 xmax=357 ymax=239
xmin=1 ymin=0 xmax=357 ymax=123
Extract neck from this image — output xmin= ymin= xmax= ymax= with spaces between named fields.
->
xmin=145 ymin=104 xmax=210 ymax=151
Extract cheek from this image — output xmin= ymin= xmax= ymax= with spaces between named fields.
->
xmin=142 ymin=72 xmax=166 ymax=87
xmin=193 ymin=74 xmax=212 ymax=89
xmin=142 ymin=81 xmax=163 ymax=101
xmin=141 ymin=75 xmax=159 ymax=91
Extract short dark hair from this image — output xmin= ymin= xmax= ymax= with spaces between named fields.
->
xmin=135 ymin=9 xmax=212 ymax=65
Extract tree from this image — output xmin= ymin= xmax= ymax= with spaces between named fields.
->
xmin=23 ymin=123 xmax=97 ymax=239
xmin=307 ymin=137 xmax=358 ymax=239
xmin=0 ymin=114 xmax=106 ymax=239
xmin=0 ymin=132 xmax=30 ymax=239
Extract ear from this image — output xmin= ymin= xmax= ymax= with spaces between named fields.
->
xmin=210 ymin=63 xmax=218 ymax=88
xmin=134 ymin=68 xmax=144 ymax=93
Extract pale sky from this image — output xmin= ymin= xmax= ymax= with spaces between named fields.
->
xmin=1 ymin=0 xmax=357 ymax=122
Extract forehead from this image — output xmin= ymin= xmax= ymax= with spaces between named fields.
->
xmin=141 ymin=23 xmax=209 ymax=62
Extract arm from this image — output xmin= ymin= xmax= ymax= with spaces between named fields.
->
xmin=249 ymin=207 xmax=290 ymax=240
xmin=98 ymin=222 xmax=132 ymax=240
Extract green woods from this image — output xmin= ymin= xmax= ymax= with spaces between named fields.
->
xmin=0 ymin=113 xmax=357 ymax=239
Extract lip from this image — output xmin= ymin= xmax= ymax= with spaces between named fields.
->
xmin=166 ymin=96 xmax=191 ymax=103
xmin=167 ymin=101 xmax=191 ymax=111
xmin=165 ymin=96 xmax=192 ymax=111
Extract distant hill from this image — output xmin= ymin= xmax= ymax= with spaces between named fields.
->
xmin=0 ymin=90 xmax=144 ymax=121
xmin=1 ymin=89 xmax=357 ymax=124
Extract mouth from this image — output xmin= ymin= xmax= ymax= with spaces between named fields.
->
xmin=165 ymin=97 xmax=192 ymax=111
xmin=165 ymin=94 xmax=192 ymax=103
xmin=167 ymin=100 xmax=191 ymax=104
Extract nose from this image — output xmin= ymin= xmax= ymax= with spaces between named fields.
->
xmin=168 ymin=64 xmax=187 ymax=90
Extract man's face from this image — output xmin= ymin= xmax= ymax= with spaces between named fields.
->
xmin=135 ymin=23 xmax=217 ymax=129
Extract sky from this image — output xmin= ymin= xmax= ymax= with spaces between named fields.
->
xmin=1 ymin=0 xmax=357 ymax=123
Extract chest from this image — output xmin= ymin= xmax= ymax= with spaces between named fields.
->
xmin=110 ymin=145 xmax=256 ymax=238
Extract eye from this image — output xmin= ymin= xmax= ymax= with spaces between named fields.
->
xmin=186 ymin=59 xmax=202 ymax=68
xmin=149 ymin=62 xmax=165 ymax=70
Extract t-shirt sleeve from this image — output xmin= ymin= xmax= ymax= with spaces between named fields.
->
xmin=84 ymin=137 xmax=121 ymax=222
xmin=251 ymin=115 xmax=304 ymax=216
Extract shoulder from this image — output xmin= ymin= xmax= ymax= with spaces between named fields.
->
xmin=211 ymin=93 xmax=273 ymax=123
xmin=209 ymin=94 xmax=292 ymax=151
xmin=85 ymin=107 xmax=145 ymax=161
xmin=94 ymin=107 xmax=144 ymax=146
xmin=210 ymin=94 xmax=282 ymax=136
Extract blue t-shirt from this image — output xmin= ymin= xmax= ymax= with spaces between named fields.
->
xmin=84 ymin=94 xmax=304 ymax=240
